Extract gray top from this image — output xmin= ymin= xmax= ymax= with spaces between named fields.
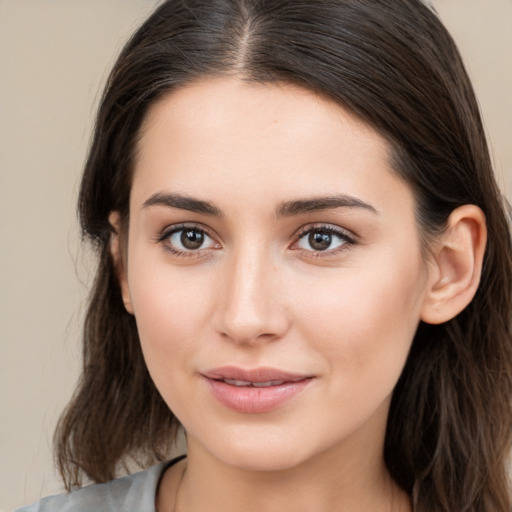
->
xmin=15 ymin=460 xmax=178 ymax=512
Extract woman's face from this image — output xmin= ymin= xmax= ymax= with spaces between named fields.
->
xmin=119 ymin=78 xmax=433 ymax=471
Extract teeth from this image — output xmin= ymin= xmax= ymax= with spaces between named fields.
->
xmin=223 ymin=379 xmax=252 ymax=386
xmin=252 ymin=380 xmax=285 ymax=387
xmin=222 ymin=379 xmax=285 ymax=387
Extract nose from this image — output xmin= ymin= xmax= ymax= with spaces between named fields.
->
xmin=212 ymin=245 xmax=290 ymax=345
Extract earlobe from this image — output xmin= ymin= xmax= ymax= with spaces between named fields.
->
xmin=421 ymin=205 xmax=487 ymax=325
xmin=108 ymin=211 xmax=134 ymax=315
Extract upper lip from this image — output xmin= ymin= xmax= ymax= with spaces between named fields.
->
xmin=202 ymin=366 xmax=311 ymax=383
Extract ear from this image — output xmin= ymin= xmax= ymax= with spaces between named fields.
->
xmin=109 ymin=211 xmax=134 ymax=315
xmin=421 ymin=205 xmax=487 ymax=325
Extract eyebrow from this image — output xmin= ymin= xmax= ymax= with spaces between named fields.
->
xmin=276 ymin=195 xmax=378 ymax=217
xmin=142 ymin=192 xmax=378 ymax=218
xmin=143 ymin=192 xmax=223 ymax=217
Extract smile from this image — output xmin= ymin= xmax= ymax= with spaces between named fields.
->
xmin=202 ymin=367 xmax=314 ymax=413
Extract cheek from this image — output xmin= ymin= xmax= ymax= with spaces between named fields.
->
xmin=127 ymin=256 xmax=215 ymax=371
xmin=127 ymin=264 xmax=219 ymax=423
xmin=291 ymin=253 xmax=427 ymax=382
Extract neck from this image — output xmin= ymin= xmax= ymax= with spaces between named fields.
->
xmin=161 ymin=437 xmax=411 ymax=512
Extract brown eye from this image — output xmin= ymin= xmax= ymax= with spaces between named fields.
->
xmin=163 ymin=226 xmax=218 ymax=254
xmin=181 ymin=229 xmax=204 ymax=250
xmin=294 ymin=226 xmax=354 ymax=254
xmin=308 ymin=231 xmax=333 ymax=251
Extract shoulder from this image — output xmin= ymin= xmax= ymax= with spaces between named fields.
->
xmin=15 ymin=460 xmax=177 ymax=512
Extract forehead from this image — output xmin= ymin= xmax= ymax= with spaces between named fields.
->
xmin=131 ymin=77 xmax=410 ymax=216
xmin=137 ymin=78 xmax=384 ymax=158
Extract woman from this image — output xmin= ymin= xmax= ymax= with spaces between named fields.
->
xmin=18 ymin=0 xmax=512 ymax=511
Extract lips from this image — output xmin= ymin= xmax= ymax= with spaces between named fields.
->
xmin=202 ymin=366 xmax=313 ymax=413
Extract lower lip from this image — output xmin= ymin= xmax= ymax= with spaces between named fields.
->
xmin=204 ymin=378 xmax=313 ymax=413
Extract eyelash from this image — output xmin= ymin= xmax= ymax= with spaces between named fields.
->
xmin=291 ymin=224 xmax=357 ymax=258
xmin=156 ymin=223 xmax=357 ymax=259
xmin=157 ymin=223 xmax=219 ymax=259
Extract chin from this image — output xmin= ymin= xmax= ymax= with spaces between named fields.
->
xmin=187 ymin=423 xmax=324 ymax=473
xmin=220 ymin=447 xmax=311 ymax=473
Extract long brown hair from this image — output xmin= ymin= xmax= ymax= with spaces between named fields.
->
xmin=55 ymin=1 xmax=512 ymax=510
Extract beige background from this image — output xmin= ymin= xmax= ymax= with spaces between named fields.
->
xmin=1 ymin=0 xmax=511 ymax=510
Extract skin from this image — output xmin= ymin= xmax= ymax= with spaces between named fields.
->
xmin=110 ymin=78 xmax=486 ymax=511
